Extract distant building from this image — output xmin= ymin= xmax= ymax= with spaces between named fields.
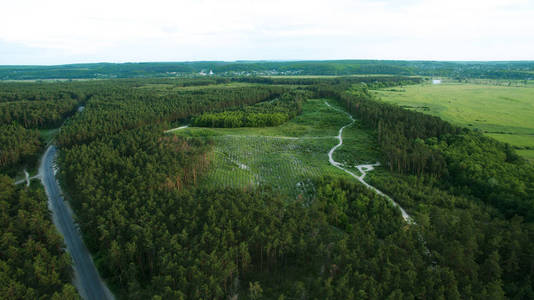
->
xmin=209 ymin=70 xmax=214 ymax=75
xmin=432 ymin=79 xmax=442 ymax=84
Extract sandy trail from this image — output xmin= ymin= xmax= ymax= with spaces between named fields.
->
xmin=164 ymin=125 xmax=189 ymax=133
xmin=325 ymin=101 xmax=413 ymax=223
xmin=14 ymin=169 xmax=40 ymax=186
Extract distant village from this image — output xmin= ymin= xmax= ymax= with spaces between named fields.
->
xmin=195 ymin=69 xmax=304 ymax=77
xmin=198 ymin=69 xmax=214 ymax=76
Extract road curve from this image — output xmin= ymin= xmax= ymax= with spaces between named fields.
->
xmin=39 ymin=145 xmax=114 ymax=300
xmin=325 ymin=101 xmax=413 ymax=223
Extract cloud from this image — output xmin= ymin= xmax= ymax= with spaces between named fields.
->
xmin=0 ymin=0 xmax=533 ymax=64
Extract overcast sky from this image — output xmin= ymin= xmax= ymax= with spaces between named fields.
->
xmin=1 ymin=0 xmax=533 ymax=65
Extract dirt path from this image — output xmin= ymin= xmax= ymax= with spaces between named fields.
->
xmin=164 ymin=125 xmax=189 ymax=133
xmin=14 ymin=169 xmax=40 ymax=186
xmin=324 ymin=101 xmax=413 ymax=223
xmin=14 ymin=169 xmax=30 ymax=186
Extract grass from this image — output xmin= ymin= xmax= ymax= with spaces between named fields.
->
xmin=517 ymin=150 xmax=534 ymax=161
xmin=485 ymin=133 xmax=534 ymax=149
xmin=333 ymin=120 xmax=383 ymax=173
xmin=39 ymin=128 xmax=59 ymax=144
xmin=261 ymin=74 xmax=405 ymax=78
xmin=451 ymin=78 xmax=534 ymax=87
xmin=171 ymin=99 xmax=380 ymax=196
xmin=205 ymin=136 xmax=345 ymax=194
xmin=374 ymin=83 xmax=534 ymax=160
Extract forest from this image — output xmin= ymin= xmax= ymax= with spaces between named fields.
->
xmin=191 ymin=90 xmax=308 ymax=128
xmin=0 ymin=124 xmax=42 ymax=175
xmin=0 ymin=176 xmax=78 ymax=299
xmin=1 ymin=76 xmax=533 ymax=299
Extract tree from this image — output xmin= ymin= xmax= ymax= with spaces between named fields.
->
xmin=249 ymin=281 xmax=263 ymax=300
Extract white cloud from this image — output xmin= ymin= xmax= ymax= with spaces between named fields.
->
xmin=0 ymin=0 xmax=533 ymax=64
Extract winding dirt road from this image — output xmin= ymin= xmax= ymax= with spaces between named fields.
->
xmin=325 ymin=101 xmax=413 ymax=223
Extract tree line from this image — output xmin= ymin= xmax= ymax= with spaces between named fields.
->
xmin=191 ymin=90 xmax=308 ymax=128
xmin=192 ymin=111 xmax=290 ymax=128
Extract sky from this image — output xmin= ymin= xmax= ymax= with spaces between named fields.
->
xmin=1 ymin=0 xmax=533 ymax=65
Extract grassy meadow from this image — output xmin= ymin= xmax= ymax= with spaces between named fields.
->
xmin=374 ymin=83 xmax=534 ymax=160
xmin=171 ymin=99 xmax=380 ymax=196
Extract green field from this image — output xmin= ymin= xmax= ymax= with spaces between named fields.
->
xmin=171 ymin=99 xmax=380 ymax=196
xmin=374 ymin=83 xmax=534 ymax=160
xmin=261 ymin=74 xmax=410 ymax=78
xmin=517 ymin=149 xmax=534 ymax=161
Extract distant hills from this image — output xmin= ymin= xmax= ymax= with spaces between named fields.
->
xmin=1 ymin=60 xmax=533 ymax=80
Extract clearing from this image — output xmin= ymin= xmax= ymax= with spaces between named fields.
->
xmin=171 ymin=99 xmax=381 ymax=196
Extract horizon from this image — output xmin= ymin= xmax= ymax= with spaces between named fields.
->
xmin=2 ymin=58 xmax=534 ymax=68
xmin=2 ymin=0 xmax=534 ymax=65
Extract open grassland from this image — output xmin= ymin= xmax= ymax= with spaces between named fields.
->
xmin=437 ymin=78 xmax=534 ymax=87
xmin=374 ymin=83 xmax=534 ymax=160
xmin=517 ymin=150 xmax=534 ymax=161
xmin=261 ymin=74 xmax=410 ymax=78
xmin=172 ymin=99 xmax=380 ymax=196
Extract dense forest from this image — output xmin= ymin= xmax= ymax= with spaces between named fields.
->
xmin=0 ymin=81 xmax=87 ymax=128
xmin=0 ymin=81 xmax=91 ymax=173
xmin=0 ymin=124 xmax=42 ymax=175
xmin=56 ymin=84 xmax=288 ymax=146
xmin=0 ymin=176 xmax=78 ymax=299
xmin=192 ymin=90 xmax=308 ymax=128
xmin=1 ymin=76 xmax=533 ymax=298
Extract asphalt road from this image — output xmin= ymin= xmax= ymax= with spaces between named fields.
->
xmin=39 ymin=145 xmax=114 ymax=300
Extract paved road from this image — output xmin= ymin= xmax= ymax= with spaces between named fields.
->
xmin=325 ymin=101 xmax=413 ymax=223
xmin=39 ymin=145 xmax=114 ymax=300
